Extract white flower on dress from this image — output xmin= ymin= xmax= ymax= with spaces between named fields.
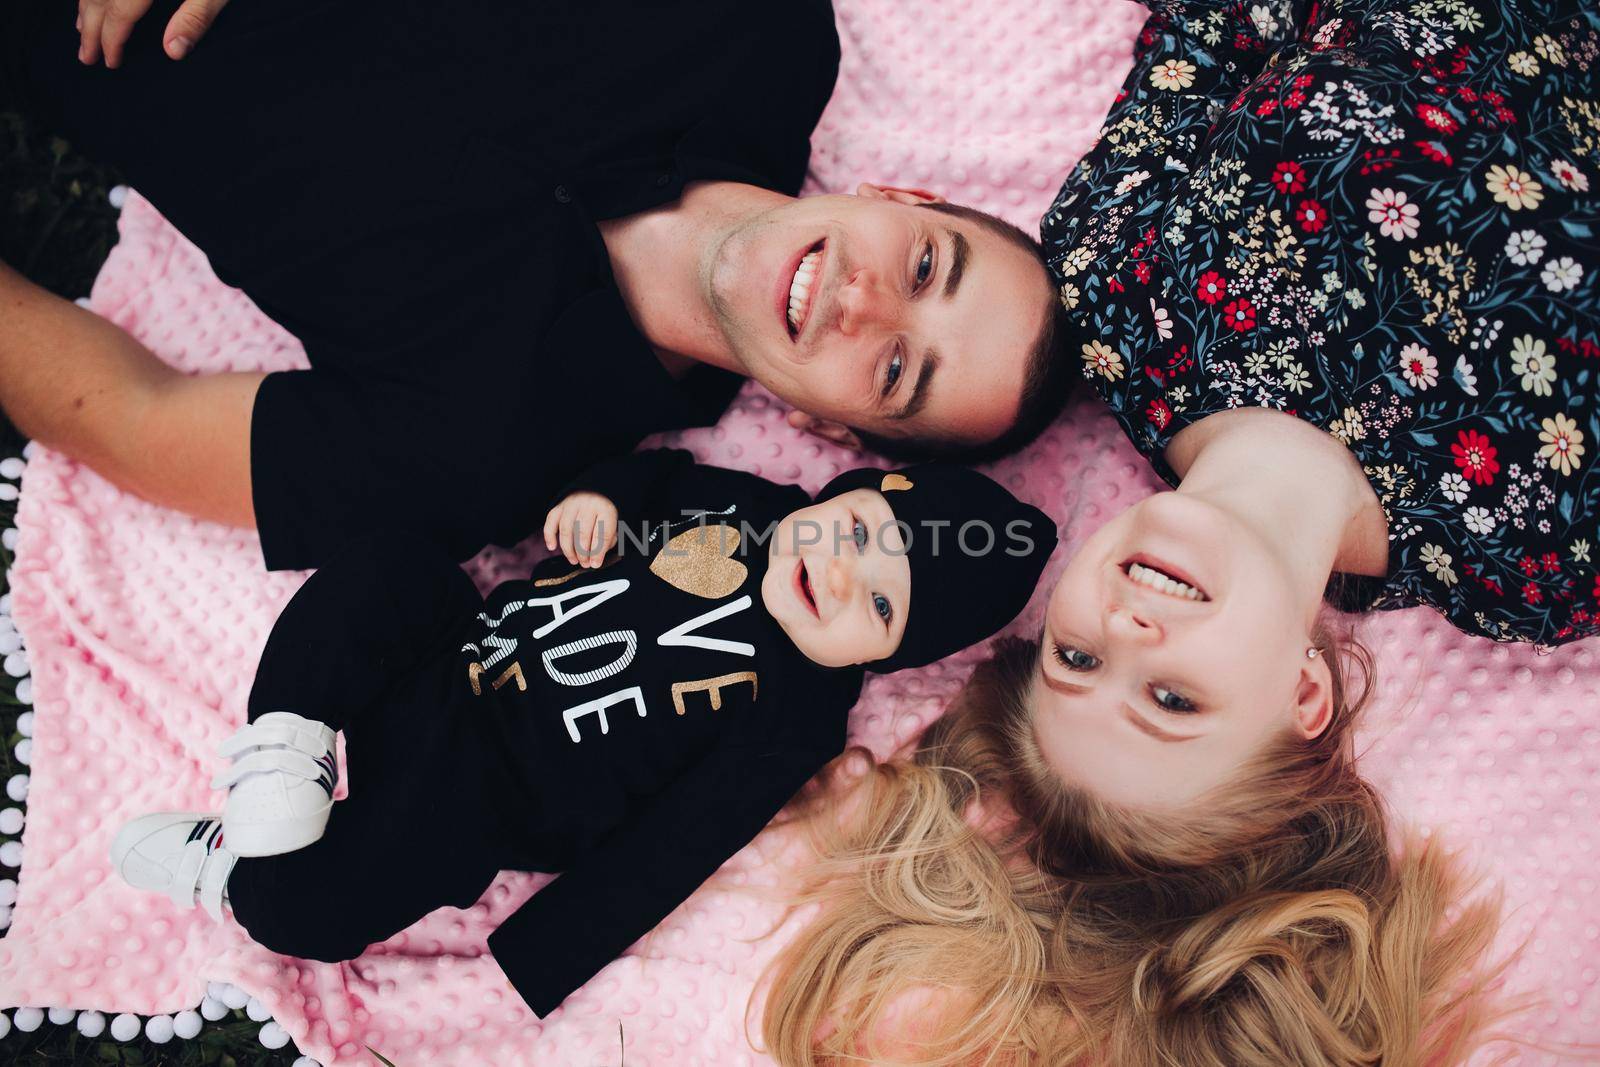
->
xmin=1398 ymin=343 xmax=1438 ymax=389
xmin=1453 ymin=354 xmax=1479 ymax=396
xmin=1506 ymin=50 xmax=1539 ymax=75
xmin=1509 ymin=334 xmax=1557 ymax=396
xmin=1059 ymin=282 xmax=1081 ymax=311
xmin=1313 ymin=18 xmax=1344 ymax=45
xmin=1150 ymin=300 xmax=1174 ymax=340
xmin=1367 ymin=187 xmax=1421 ymax=240
xmin=1251 ymin=4 xmax=1281 ymax=36
xmin=1060 ymin=245 xmax=1094 ymax=276
xmin=1149 ymin=58 xmax=1198 ymax=91
xmin=1541 ymin=256 xmax=1583 ymax=292
xmin=1081 ymin=340 xmax=1126 ymax=380
xmin=1463 ymin=506 xmax=1496 ymax=535
xmin=1538 ymin=413 xmax=1586 ymax=476
xmin=1533 ymin=33 xmax=1567 ymax=65
xmin=1282 ymin=364 xmax=1311 ymax=393
xmin=1551 ymin=160 xmax=1590 ymax=192
xmin=1505 ymin=229 xmax=1546 ymax=265
xmin=1572 ymin=538 xmax=1591 ymax=564
xmin=1440 ymin=471 xmax=1471 ymax=503
xmin=1115 ymin=169 xmax=1153 ymax=196
xmin=1485 ymin=164 xmax=1544 ymax=210
xmin=1420 ymin=543 xmax=1459 ymax=585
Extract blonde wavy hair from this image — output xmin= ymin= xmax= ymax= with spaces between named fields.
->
xmin=760 ymin=633 xmax=1518 ymax=1067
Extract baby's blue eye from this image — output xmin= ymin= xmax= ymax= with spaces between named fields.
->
xmin=853 ymin=518 xmax=868 ymax=551
xmin=873 ymin=593 xmax=893 ymax=622
xmin=914 ymin=244 xmax=933 ymax=288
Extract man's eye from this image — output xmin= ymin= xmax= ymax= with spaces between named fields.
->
xmin=882 ymin=350 xmax=904 ymax=396
xmin=873 ymin=593 xmax=893 ymax=622
xmin=1152 ymin=685 xmax=1198 ymax=713
xmin=853 ymin=518 xmax=868 ymax=551
xmin=914 ymin=243 xmax=934 ymax=290
xmin=1051 ymin=644 xmax=1100 ymax=671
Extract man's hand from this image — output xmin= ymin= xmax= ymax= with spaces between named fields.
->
xmin=543 ymin=492 xmax=619 ymax=569
xmin=78 ymin=0 xmax=231 ymax=68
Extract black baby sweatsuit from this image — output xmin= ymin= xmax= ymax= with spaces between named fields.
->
xmin=226 ymin=450 xmax=863 ymax=1018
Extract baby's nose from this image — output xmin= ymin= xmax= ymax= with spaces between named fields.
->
xmin=826 ymin=557 xmax=853 ymax=601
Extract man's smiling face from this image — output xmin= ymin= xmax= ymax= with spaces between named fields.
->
xmin=703 ymin=185 xmax=1054 ymax=451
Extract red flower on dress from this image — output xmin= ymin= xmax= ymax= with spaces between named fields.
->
xmin=1196 ymin=271 xmax=1228 ymax=304
xmin=1271 ymin=160 xmax=1307 ymax=194
xmin=1148 ymin=398 xmax=1173 ymax=429
xmin=1451 ymin=429 xmax=1500 ymax=486
xmin=1417 ymin=103 xmax=1458 ymax=135
xmin=1295 ymin=199 xmax=1328 ymax=232
xmin=1523 ymin=582 xmax=1542 ymax=605
xmin=1593 ymin=575 xmax=1600 ymax=601
xmin=1543 ymin=552 xmax=1561 ymax=573
xmin=1135 ymin=261 xmax=1152 ymax=284
xmin=1416 ymin=141 xmax=1453 ymax=165
xmin=1293 ymin=74 xmax=1315 ymax=89
xmin=1457 ymin=86 xmax=1478 ymax=103
xmin=1285 ymin=89 xmax=1306 ymax=109
xmin=1520 ymin=555 xmax=1540 ymax=577
xmin=1256 ymin=98 xmax=1279 ymax=117
xmin=1222 ymin=298 xmax=1257 ymax=332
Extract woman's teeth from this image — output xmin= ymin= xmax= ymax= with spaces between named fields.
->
xmin=1127 ymin=562 xmax=1206 ymax=601
xmin=787 ymin=247 xmax=822 ymax=334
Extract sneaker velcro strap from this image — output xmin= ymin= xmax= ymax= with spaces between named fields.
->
xmin=210 ymin=747 xmax=328 ymax=792
xmin=217 ymin=716 xmax=332 ymax=761
xmin=170 ymin=840 xmax=210 ymax=912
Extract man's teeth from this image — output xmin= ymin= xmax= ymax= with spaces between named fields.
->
xmin=1128 ymin=562 xmax=1205 ymax=601
xmin=787 ymin=248 xmax=822 ymax=332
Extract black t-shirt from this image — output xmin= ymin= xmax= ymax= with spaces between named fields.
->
xmin=459 ymin=449 xmax=863 ymax=1017
xmin=1 ymin=0 xmax=839 ymax=569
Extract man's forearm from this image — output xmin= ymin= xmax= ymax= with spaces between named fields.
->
xmin=0 ymin=258 xmax=262 ymax=528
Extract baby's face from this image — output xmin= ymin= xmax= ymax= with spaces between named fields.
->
xmin=761 ymin=488 xmax=911 ymax=667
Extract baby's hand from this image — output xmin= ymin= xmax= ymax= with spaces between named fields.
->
xmin=543 ymin=492 xmax=618 ymax=568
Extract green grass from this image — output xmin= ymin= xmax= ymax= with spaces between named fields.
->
xmin=0 ymin=108 xmax=307 ymax=1067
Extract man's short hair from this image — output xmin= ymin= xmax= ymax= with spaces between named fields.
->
xmin=854 ymin=201 xmax=1077 ymax=464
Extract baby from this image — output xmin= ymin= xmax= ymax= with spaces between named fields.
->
xmin=110 ymin=448 xmax=1056 ymax=1018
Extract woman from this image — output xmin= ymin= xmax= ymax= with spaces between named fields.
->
xmin=760 ymin=0 xmax=1595 ymax=1057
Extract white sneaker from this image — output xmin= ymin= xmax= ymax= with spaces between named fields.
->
xmin=212 ymin=711 xmax=337 ymax=857
xmin=110 ymin=812 xmax=235 ymax=920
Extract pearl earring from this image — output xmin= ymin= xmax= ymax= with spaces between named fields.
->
xmin=1306 ymin=646 xmax=1322 ymax=660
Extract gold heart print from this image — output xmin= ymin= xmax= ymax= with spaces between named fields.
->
xmin=880 ymin=473 xmax=914 ymax=492
xmin=649 ymin=524 xmax=747 ymax=599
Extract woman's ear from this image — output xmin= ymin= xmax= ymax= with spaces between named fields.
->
xmin=787 ymin=409 xmax=863 ymax=450
xmin=1292 ymin=652 xmax=1336 ymax=739
xmin=854 ymin=182 xmax=945 ymax=206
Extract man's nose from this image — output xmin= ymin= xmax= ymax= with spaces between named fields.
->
xmin=1104 ymin=603 xmax=1162 ymax=645
xmin=837 ymin=268 xmax=894 ymax=337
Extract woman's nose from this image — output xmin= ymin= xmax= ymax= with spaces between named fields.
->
xmin=1105 ymin=604 xmax=1162 ymax=644
xmin=837 ymin=268 xmax=892 ymax=336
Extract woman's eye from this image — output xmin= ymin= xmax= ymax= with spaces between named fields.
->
xmin=1051 ymin=644 xmax=1100 ymax=671
xmin=882 ymin=350 xmax=904 ymax=395
xmin=873 ymin=593 xmax=893 ymax=623
xmin=914 ymin=243 xmax=934 ymax=290
xmin=853 ymin=518 xmax=868 ymax=552
xmin=1152 ymin=685 xmax=1198 ymax=713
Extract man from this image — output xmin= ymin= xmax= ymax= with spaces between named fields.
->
xmin=0 ymin=0 xmax=1071 ymax=571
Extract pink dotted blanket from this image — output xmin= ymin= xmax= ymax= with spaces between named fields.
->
xmin=1 ymin=1 xmax=1595 ymax=1063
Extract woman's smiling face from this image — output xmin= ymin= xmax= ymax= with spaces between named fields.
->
xmin=761 ymin=488 xmax=911 ymax=668
xmin=1028 ymin=491 xmax=1334 ymax=809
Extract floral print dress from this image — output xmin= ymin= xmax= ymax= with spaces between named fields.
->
xmin=1042 ymin=0 xmax=1600 ymax=645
